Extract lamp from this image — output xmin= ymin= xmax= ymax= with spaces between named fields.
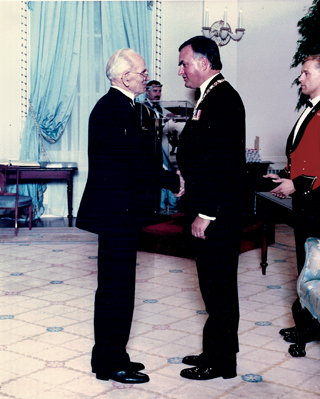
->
xmin=202 ymin=8 xmax=245 ymax=46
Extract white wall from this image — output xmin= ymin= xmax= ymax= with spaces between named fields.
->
xmin=161 ymin=1 xmax=203 ymax=104
xmin=161 ymin=0 xmax=239 ymax=103
xmin=237 ymin=0 xmax=310 ymax=167
xmin=160 ymin=0 xmax=312 ymax=169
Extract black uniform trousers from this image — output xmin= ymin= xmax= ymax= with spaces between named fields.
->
xmin=292 ymin=191 xmax=320 ymax=274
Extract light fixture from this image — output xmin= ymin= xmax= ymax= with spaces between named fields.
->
xmin=202 ymin=8 xmax=245 ymax=46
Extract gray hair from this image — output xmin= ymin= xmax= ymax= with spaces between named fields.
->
xmin=106 ymin=48 xmax=137 ymax=81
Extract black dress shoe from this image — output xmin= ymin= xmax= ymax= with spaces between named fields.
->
xmin=280 ymin=326 xmax=319 ymax=344
xmin=95 ymin=369 xmax=149 ymax=384
xmin=279 ymin=326 xmax=296 ymax=337
xmin=283 ymin=330 xmax=319 ymax=343
xmin=288 ymin=343 xmax=306 ymax=357
xmin=180 ymin=365 xmax=236 ymax=380
xmin=92 ymin=361 xmax=145 ymax=374
xmin=182 ymin=353 xmax=205 ymax=366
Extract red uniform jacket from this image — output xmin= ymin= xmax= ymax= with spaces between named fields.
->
xmin=284 ymin=101 xmax=320 ymax=195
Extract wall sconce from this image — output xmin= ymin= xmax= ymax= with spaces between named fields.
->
xmin=202 ymin=8 xmax=245 ymax=46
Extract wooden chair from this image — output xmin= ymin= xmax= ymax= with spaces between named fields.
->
xmin=0 ymin=165 xmax=33 ymax=236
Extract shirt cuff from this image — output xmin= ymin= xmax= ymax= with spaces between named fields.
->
xmin=198 ymin=213 xmax=216 ymax=221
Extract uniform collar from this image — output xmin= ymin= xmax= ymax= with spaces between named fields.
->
xmin=309 ymin=95 xmax=320 ymax=108
xmin=111 ymin=85 xmax=135 ymax=103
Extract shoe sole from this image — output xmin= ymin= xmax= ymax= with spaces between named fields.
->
xmin=95 ymin=372 xmax=149 ymax=383
xmin=180 ymin=373 xmax=236 ymax=380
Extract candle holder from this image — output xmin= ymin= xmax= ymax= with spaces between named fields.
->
xmin=202 ymin=9 xmax=245 ymax=47
xmin=202 ymin=20 xmax=231 ymax=46
xmin=220 ymin=27 xmax=245 ymax=42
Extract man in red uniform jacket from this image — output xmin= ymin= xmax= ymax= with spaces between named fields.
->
xmin=264 ymin=54 xmax=320 ymax=344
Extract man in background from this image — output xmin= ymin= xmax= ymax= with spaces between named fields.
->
xmin=176 ymin=36 xmax=246 ymax=380
xmin=144 ymin=80 xmax=163 ymax=117
xmin=76 ymin=48 xmax=183 ymax=384
xmin=144 ymin=80 xmax=180 ymax=215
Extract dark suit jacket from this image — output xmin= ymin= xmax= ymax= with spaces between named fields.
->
xmin=76 ymin=88 xmax=179 ymax=234
xmin=176 ymin=73 xmax=246 ymax=227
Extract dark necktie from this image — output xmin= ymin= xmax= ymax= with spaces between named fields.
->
xmin=307 ymin=100 xmax=313 ymax=108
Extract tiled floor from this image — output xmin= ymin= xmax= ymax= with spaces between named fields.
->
xmin=0 ymin=224 xmax=319 ymax=398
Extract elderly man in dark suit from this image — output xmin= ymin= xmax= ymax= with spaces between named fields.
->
xmin=76 ymin=48 xmax=183 ymax=384
xmin=176 ymin=36 xmax=246 ymax=380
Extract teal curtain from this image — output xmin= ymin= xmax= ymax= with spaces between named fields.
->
xmin=19 ymin=1 xmax=152 ymax=219
xmin=101 ymin=1 xmax=151 ymax=103
xmin=101 ymin=1 xmax=151 ymax=75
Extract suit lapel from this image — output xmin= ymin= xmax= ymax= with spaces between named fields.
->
xmin=199 ymin=73 xmax=224 ymax=108
xmin=192 ymin=74 xmax=225 ymax=120
xmin=182 ymin=74 xmax=225 ymax=136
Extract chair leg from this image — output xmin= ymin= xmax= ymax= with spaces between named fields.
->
xmin=14 ymin=214 xmax=18 ymax=236
xmin=28 ymin=204 xmax=33 ymax=230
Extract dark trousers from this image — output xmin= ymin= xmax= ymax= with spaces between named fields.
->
xmin=92 ymin=222 xmax=140 ymax=372
xmin=192 ymin=221 xmax=242 ymax=362
xmin=292 ymin=193 xmax=320 ymax=274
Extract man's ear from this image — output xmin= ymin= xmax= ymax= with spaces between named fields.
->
xmin=122 ymin=72 xmax=130 ymax=87
xmin=201 ymin=57 xmax=210 ymax=71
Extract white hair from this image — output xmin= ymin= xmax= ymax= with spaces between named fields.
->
xmin=106 ymin=48 xmax=138 ymax=81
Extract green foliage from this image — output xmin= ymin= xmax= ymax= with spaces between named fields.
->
xmin=291 ymin=0 xmax=320 ymax=109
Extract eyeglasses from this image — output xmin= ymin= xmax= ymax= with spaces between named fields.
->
xmin=129 ymin=70 xmax=149 ymax=79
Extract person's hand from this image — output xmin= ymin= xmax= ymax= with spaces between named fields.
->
xmin=175 ymin=170 xmax=185 ymax=197
xmin=270 ymin=178 xmax=295 ymax=198
xmin=191 ymin=216 xmax=211 ymax=240
xmin=263 ymin=173 xmax=280 ymax=180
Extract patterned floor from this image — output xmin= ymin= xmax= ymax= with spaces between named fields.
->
xmin=0 ymin=225 xmax=319 ymax=398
